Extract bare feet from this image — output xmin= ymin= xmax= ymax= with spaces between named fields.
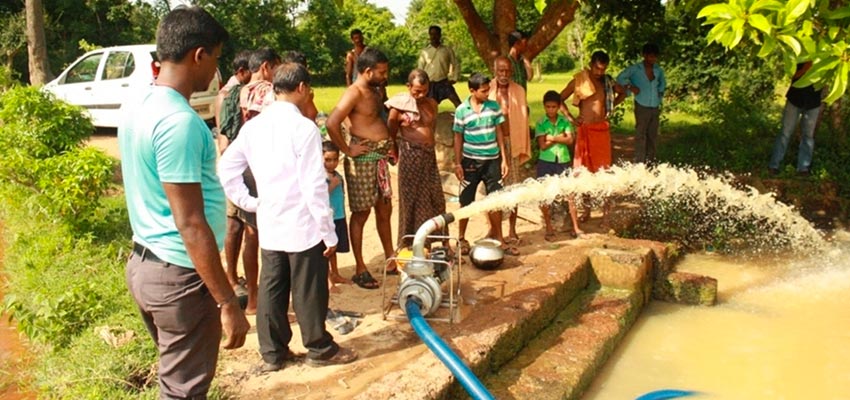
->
xmin=329 ymin=273 xmax=352 ymax=285
xmin=500 ymin=244 xmax=520 ymax=256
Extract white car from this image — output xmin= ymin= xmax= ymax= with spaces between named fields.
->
xmin=43 ymin=44 xmax=219 ymax=128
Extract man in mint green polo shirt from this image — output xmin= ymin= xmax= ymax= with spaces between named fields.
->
xmin=535 ymin=90 xmax=583 ymax=240
xmin=118 ymin=7 xmax=248 ymax=398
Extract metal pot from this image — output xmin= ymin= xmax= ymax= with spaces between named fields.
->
xmin=469 ymin=239 xmax=504 ymax=270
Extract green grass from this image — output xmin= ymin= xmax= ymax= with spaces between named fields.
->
xmin=312 ymin=71 xmax=579 ymax=122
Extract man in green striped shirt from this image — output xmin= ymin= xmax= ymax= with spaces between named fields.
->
xmin=453 ymin=73 xmax=518 ymax=256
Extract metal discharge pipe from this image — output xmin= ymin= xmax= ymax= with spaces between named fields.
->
xmin=405 ymin=299 xmax=495 ymax=400
xmin=411 ymin=213 xmax=454 ymax=259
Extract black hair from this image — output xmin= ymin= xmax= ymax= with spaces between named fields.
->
xmin=350 ymin=29 xmax=363 ymax=38
xmin=232 ymin=50 xmax=251 ymax=71
xmin=283 ymin=51 xmax=307 ymax=68
xmin=543 ymin=90 xmax=561 ymax=104
xmin=156 ymin=6 xmax=229 ymax=62
xmin=429 ymin=25 xmax=442 ymax=35
xmin=356 ymin=47 xmax=389 ymax=74
xmin=590 ymin=50 xmax=610 ymax=65
xmin=507 ymin=31 xmax=525 ymax=47
xmin=468 ymin=72 xmax=490 ymax=90
xmin=249 ymin=47 xmax=281 ymax=73
xmin=408 ymin=68 xmax=430 ymax=86
xmin=642 ymin=43 xmax=660 ymax=56
xmin=322 ymin=141 xmax=340 ymax=153
xmin=272 ymin=62 xmax=311 ymax=94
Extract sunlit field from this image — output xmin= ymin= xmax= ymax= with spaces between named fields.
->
xmin=312 ymin=71 xmax=703 ymax=136
xmin=312 ymin=72 xmax=577 ymax=121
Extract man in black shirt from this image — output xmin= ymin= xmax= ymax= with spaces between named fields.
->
xmin=768 ymin=61 xmax=822 ymax=175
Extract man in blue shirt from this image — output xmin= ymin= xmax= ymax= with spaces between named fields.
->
xmin=617 ymin=43 xmax=666 ymax=164
xmin=119 ymin=7 xmax=249 ymax=398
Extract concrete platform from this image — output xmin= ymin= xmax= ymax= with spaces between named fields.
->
xmin=356 ymin=236 xmax=675 ymax=400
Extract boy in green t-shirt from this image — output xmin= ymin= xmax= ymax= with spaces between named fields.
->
xmin=535 ymin=90 xmax=583 ymax=240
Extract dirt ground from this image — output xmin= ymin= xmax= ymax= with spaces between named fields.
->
xmin=86 ymin=130 xmax=629 ymax=399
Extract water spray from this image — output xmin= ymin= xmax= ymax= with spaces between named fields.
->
xmin=389 ymin=163 xmax=823 ymax=399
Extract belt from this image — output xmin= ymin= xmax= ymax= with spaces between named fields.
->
xmin=133 ymin=242 xmax=165 ymax=264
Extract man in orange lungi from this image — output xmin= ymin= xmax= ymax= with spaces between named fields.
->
xmin=559 ymin=51 xmax=626 ymax=222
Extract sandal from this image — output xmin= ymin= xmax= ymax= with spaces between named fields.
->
xmin=501 ymin=245 xmax=520 ymax=256
xmin=385 ymin=260 xmax=399 ymax=275
xmin=544 ymin=231 xmax=556 ymax=242
xmin=351 ymin=271 xmax=380 ymax=289
xmin=506 ymin=236 xmax=523 ymax=245
xmin=458 ymin=238 xmax=471 ymax=256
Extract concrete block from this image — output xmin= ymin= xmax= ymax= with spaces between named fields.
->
xmin=654 ymin=271 xmax=717 ymax=306
xmin=587 ymin=248 xmax=652 ymax=292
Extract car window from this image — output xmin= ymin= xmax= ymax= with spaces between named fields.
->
xmin=64 ymin=53 xmax=103 ymax=84
xmin=102 ymin=51 xmax=135 ymax=81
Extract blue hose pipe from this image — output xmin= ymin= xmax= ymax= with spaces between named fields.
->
xmin=405 ymin=299 xmax=495 ymax=400
xmin=636 ymin=389 xmax=698 ymax=400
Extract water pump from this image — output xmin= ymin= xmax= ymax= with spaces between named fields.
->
xmin=383 ymin=213 xmax=461 ymax=321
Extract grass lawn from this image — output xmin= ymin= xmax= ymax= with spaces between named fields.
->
xmin=312 ymin=71 xmax=706 ymax=139
xmin=313 ymin=72 xmax=578 ymax=121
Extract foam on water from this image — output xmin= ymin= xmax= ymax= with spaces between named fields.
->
xmin=452 ymin=163 xmax=825 ymax=251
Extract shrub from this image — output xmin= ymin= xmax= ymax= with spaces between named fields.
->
xmin=0 ymin=87 xmax=113 ymax=229
xmin=0 ymin=65 xmax=15 ymax=93
xmin=0 ymin=86 xmax=93 ymax=158
xmin=36 ymin=147 xmax=115 ymax=227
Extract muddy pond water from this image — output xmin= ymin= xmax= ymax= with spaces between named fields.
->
xmin=584 ymin=244 xmax=850 ymax=399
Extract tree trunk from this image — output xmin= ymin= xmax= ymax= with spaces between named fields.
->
xmin=454 ymin=0 xmax=580 ymax=72
xmin=493 ymin=0 xmax=517 ymax=55
xmin=454 ymin=0 xmax=501 ymax=68
xmin=25 ymin=0 xmax=52 ymax=86
xmin=454 ymin=0 xmax=579 ymax=72
xmin=527 ymin=1 xmax=580 ymax=58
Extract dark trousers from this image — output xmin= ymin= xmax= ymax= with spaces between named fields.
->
xmin=634 ymin=102 xmax=661 ymax=163
xmin=257 ymin=242 xmax=337 ymax=363
xmin=126 ymin=247 xmax=221 ymax=400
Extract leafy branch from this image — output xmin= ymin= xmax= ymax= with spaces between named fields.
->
xmin=699 ymin=0 xmax=849 ymax=103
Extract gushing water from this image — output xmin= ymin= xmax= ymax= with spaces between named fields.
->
xmin=453 ymin=163 xmax=824 ymax=252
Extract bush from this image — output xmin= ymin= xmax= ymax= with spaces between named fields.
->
xmin=0 ymin=188 xmax=161 ymax=398
xmin=0 ymin=65 xmax=15 ymax=93
xmin=36 ymin=147 xmax=115 ymax=227
xmin=621 ymin=192 xmax=763 ymax=252
xmin=0 ymin=86 xmax=93 ymax=158
xmin=0 ymin=87 xmax=113 ymax=229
